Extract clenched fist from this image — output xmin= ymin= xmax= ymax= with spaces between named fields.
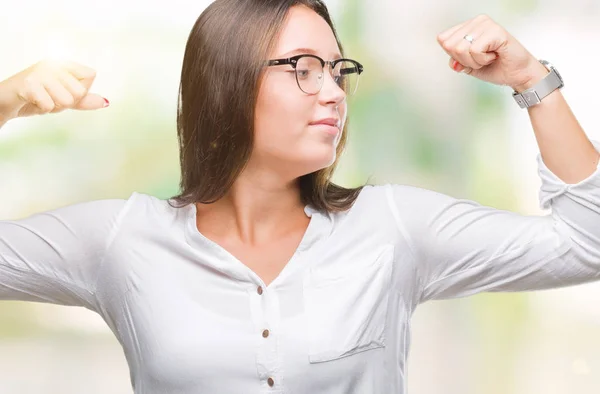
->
xmin=0 ymin=59 xmax=108 ymax=125
xmin=436 ymin=14 xmax=548 ymax=92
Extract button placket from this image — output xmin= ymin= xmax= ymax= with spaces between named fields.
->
xmin=249 ymin=284 xmax=283 ymax=391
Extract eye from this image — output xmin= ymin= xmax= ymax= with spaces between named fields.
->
xmin=296 ymin=69 xmax=310 ymax=79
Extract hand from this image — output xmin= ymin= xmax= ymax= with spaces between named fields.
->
xmin=436 ymin=14 xmax=550 ymax=92
xmin=0 ymin=59 xmax=109 ymax=123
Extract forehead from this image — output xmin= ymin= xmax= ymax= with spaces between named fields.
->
xmin=272 ymin=5 xmax=342 ymax=59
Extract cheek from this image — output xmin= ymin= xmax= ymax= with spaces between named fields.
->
xmin=255 ymin=80 xmax=311 ymax=143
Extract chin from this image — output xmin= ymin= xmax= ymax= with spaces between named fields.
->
xmin=304 ymin=152 xmax=337 ymax=174
xmin=283 ymin=145 xmax=338 ymax=176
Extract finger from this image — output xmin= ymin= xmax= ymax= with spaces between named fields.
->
xmin=469 ymin=29 xmax=502 ymax=66
xmin=436 ymin=19 xmax=469 ymax=43
xmin=58 ymin=71 xmax=87 ymax=104
xmin=448 ymin=57 xmax=475 ymax=75
xmin=22 ymin=79 xmax=56 ymax=114
xmin=449 ymin=57 xmax=468 ymax=73
xmin=63 ymin=61 xmax=97 ymax=90
xmin=57 ymin=67 xmax=107 ymax=110
xmin=43 ymin=79 xmax=76 ymax=111
xmin=456 ymin=34 xmax=496 ymax=70
xmin=443 ymin=20 xmax=487 ymax=69
xmin=75 ymin=93 xmax=109 ymax=111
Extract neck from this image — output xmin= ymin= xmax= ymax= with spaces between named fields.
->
xmin=195 ymin=173 xmax=308 ymax=246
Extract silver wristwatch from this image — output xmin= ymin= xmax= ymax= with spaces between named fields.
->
xmin=512 ymin=60 xmax=564 ymax=109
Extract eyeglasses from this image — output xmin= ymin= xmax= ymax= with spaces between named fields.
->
xmin=266 ymin=54 xmax=364 ymax=96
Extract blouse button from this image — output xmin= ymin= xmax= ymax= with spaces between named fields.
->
xmin=262 ymin=329 xmax=270 ymax=338
xmin=267 ymin=377 xmax=275 ymax=387
xmin=257 ymin=286 xmax=263 ymax=295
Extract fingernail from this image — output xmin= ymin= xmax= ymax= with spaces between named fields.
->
xmin=103 ymin=98 xmax=110 ymax=108
xmin=452 ymin=60 xmax=462 ymax=72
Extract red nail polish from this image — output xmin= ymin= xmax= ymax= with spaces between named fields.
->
xmin=452 ymin=60 xmax=461 ymax=71
xmin=103 ymin=98 xmax=110 ymax=108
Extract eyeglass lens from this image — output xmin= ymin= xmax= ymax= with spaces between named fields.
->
xmin=295 ymin=56 xmax=360 ymax=95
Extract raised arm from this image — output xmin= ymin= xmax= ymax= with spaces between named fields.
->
xmin=0 ymin=59 xmax=120 ymax=310
xmin=388 ymin=15 xmax=600 ymax=302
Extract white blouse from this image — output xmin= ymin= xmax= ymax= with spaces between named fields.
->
xmin=2 ymin=141 xmax=600 ymax=394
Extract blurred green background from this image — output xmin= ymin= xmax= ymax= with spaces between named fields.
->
xmin=1 ymin=0 xmax=600 ymax=393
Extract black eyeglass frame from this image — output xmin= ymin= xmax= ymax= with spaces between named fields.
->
xmin=266 ymin=54 xmax=364 ymax=95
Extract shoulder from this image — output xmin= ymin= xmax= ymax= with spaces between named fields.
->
xmin=354 ymin=183 xmax=453 ymax=212
xmin=112 ymin=192 xmax=193 ymax=233
xmin=351 ymin=183 xmax=462 ymax=239
xmin=12 ymin=194 xmax=135 ymax=228
xmin=46 ymin=191 xmax=187 ymax=234
xmin=334 ymin=184 xmax=423 ymax=232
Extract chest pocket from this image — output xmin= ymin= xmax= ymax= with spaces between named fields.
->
xmin=303 ymin=243 xmax=395 ymax=363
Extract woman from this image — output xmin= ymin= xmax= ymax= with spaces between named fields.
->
xmin=0 ymin=0 xmax=599 ymax=393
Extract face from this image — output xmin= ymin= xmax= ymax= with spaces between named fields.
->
xmin=252 ymin=5 xmax=348 ymax=179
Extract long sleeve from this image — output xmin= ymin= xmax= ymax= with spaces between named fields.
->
xmin=387 ymin=140 xmax=600 ymax=303
xmin=0 ymin=197 xmax=130 ymax=311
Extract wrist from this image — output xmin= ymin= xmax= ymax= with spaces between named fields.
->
xmin=511 ymin=61 xmax=551 ymax=93
xmin=0 ymin=80 xmax=16 ymax=126
xmin=0 ymin=114 xmax=8 ymax=128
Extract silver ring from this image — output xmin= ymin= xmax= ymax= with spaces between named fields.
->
xmin=463 ymin=34 xmax=475 ymax=44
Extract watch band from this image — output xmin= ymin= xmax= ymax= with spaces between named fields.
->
xmin=512 ymin=60 xmax=564 ymax=109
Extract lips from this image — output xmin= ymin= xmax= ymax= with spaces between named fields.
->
xmin=309 ymin=117 xmax=340 ymax=128
xmin=309 ymin=123 xmax=339 ymax=137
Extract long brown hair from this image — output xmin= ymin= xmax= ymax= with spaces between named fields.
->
xmin=168 ymin=0 xmax=366 ymax=212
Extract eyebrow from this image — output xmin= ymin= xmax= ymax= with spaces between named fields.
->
xmin=277 ymin=47 xmax=343 ymax=60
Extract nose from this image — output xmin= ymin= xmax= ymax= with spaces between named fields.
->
xmin=317 ymin=64 xmax=346 ymax=106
